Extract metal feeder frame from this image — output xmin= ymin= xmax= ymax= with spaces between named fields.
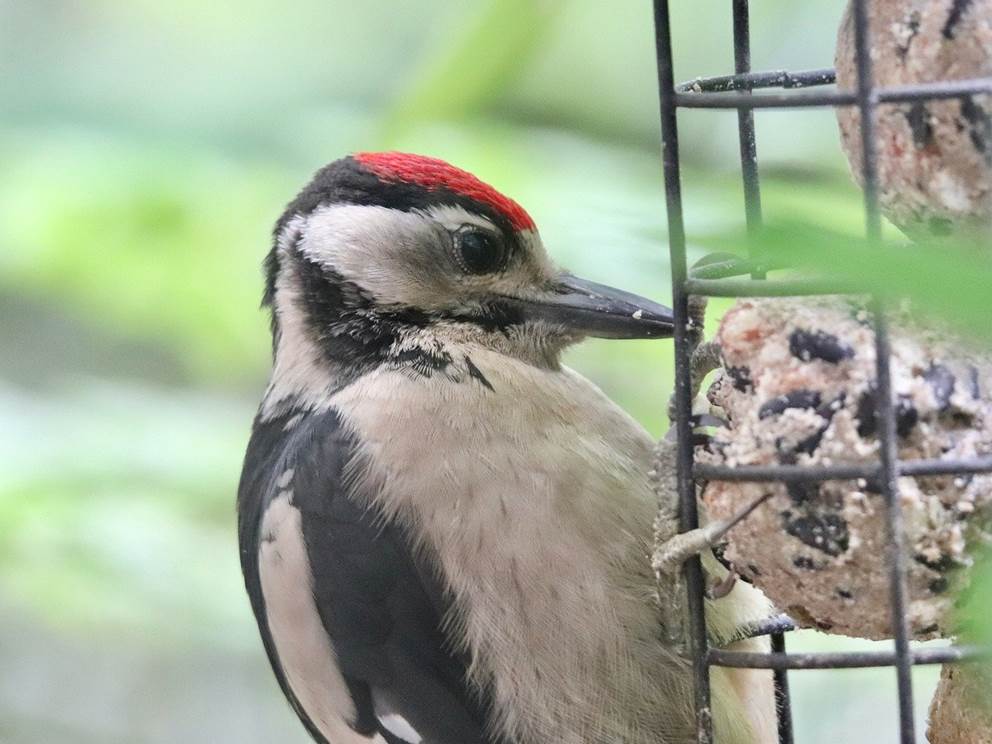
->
xmin=651 ymin=1 xmax=992 ymax=742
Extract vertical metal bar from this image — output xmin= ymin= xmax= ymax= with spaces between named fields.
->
xmin=770 ymin=632 xmax=795 ymax=744
xmin=732 ymin=7 xmax=791 ymax=738
xmin=852 ymin=1 xmax=916 ymax=741
xmin=851 ymin=0 xmax=882 ymax=242
xmin=871 ymin=305 xmax=917 ymax=744
xmin=652 ymin=2 xmax=713 ymax=743
xmin=731 ymin=0 xmax=765 ymax=280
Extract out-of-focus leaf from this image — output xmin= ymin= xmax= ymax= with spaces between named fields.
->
xmin=698 ymin=221 xmax=992 ymax=345
xmin=0 ymin=380 xmax=253 ymax=646
xmin=957 ymin=550 xmax=992 ymax=648
xmin=0 ymin=132 xmax=286 ymax=386
xmin=381 ymin=0 xmax=565 ymax=140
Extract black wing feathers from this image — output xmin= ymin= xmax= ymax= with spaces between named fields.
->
xmin=238 ymin=411 xmax=331 ymax=744
xmin=238 ymin=407 xmax=498 ymax=744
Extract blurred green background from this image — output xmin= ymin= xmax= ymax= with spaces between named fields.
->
xmin=1 ymin=1 xmax=985 ymax=742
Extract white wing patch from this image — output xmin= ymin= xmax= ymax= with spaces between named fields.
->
xmin=377 ymin=713 xmax=423 ymax=743
xmin=259 ymin=491 xmax=379 ymax=744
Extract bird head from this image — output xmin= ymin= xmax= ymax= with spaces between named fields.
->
xmin=263 ymin=152 xmax=674 ymax=390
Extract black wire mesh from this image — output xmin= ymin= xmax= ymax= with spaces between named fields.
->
xmin=651 ymin=2 xmax=992 ymax=742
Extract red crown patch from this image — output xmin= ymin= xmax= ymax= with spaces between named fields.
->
xmin=354 ymin=152 xmax=535 ymax=232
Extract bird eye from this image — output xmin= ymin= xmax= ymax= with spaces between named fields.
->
xmin=454 ymin=228 xmax=506 ymax=275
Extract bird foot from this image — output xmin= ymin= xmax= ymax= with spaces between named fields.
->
xmin=706 ymin=569 xmax=738 ymax=600
xmin=652 ymin=489 xmax=773 ymax=576
xmin=652 ymin=520 xmax=730 ymax=577
xmin=666 ymin=340 xmax=724 ymax=422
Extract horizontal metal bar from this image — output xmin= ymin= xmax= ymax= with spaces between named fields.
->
xmin=684 ymin=277 xmax=864 ymax=297
xmin=695 ymin=462 xmax=876 ymax=482
xmin=876 ymin=77 xmax=992 ymax=102
xmin=689 ymin=256 xmax=793 ymax=280
xmin=674 ymin=76 xmax=992 ymax=109
xmin=695 ymin=456 xmax=992 ymax=483
xmin=900 ymin=455 xmax=992 ymax=477
xmin=708 ymin=644 xmax=992 ymax=670
xmin=675 ymin=90 xmax=853 ymax=109
xmin=677 ymin=67 xmax=836 ymax=93
xmin=732 ymin=615 xmax=798 ymax=642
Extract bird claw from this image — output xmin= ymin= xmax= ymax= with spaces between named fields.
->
xmin=652 ymin=487 xmax=774 ymax=576
xmin=706 ymin=570 xmax=738 ymax=600
xmin=652 ymin=521 xmax=730 ymax=577
xmin=692 ymin=413 xmax=729 ymax=429
xmin=653 ymin=492 xmax=769 ymax=649
xmin=653 ymin=290 xmax=742 ymax=646
xmin=666 ymin=340 xmax=724 ymax=422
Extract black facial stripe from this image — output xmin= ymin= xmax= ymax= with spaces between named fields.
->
xmin=436 ymin=300 xmax=525 ymax=333
xmin=286 ymin=246 xmax=523 ymax=384
xmin=291 ymin=249 xmax=429 ymax=370
xmin=262 ymin=247 xmax=280 ymax=356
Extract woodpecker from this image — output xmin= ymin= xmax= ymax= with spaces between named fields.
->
xmin=238 ymin=152 xmax=776 ymax=744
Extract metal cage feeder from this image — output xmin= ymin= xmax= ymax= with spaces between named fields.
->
xmin=650 ymin=1 xmax=992 ymax=742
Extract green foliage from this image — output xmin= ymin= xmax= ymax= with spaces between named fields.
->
xmin=382 ymin=0 xmax=566 ymax=140
xmin=958 ymin=550 xmax=992 ymax=649
xmin=700 ymin=219 xmax=992 ymax=344
xmin=0 ymin=133 xmax=285 ymax=386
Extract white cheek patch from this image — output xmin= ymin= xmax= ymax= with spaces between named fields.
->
xmin=289 ymin=203 xmax=450 ymax=310
xmin=278 ymin=214 xmax=308 ymax=255
xmin=294 ymin=203 xmax=425 ymax=276
xmin=259 ymin=492 xmax=379 ymax=744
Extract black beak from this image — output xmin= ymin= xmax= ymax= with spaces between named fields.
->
xmin=509 ymin=273 xmax=675 ymax=339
